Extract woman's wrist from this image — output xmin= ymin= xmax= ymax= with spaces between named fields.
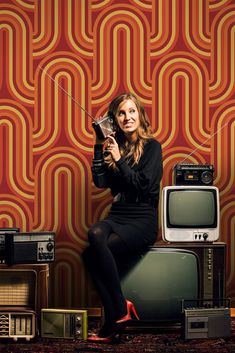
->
xmin=94 ymin=144 xmax=104 ymax=160
xmin=115 ymin=156 xmax=125 ymax=165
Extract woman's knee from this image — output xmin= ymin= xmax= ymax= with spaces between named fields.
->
xmin=87 ymin=224 xmax=106 ymax=247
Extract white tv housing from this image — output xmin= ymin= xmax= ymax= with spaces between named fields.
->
xmin=161 ymin=185 xmax=220 ymax=242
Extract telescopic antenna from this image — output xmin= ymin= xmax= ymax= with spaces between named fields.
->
xmin=177 ymin=121 xmax=229 ymax=166
xmin=38 ymin=66 xmax=96 ymax=122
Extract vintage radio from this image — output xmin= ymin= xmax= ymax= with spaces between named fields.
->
xmin=5 ymin=232 xmax=55 ymax=264
xmin=41 ymin=308 xmax=87 ymax=339
xmin=174 ymin=164 xmax=214 ymax=185
xmin=0 ymin=264 xmax=49 ymax=316
xmin=183 ymin=307 xmax=231 ymax=339
xmin=0 ymin=228 xmax=20 ymax=263
xmin=0 ymin=309 xmax=36 ymax=341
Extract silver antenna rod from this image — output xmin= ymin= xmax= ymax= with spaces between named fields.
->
xmin=176 ymin=121 xmax=229 ymax=167
xmin=39 ymin=66 xmax=96 ymax=122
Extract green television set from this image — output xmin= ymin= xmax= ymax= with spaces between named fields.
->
xmin=120 ymin=244 xmax=225 ymax=324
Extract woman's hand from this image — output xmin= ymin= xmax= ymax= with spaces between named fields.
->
xmin=106 ymin=135 xmax=121 ymax=162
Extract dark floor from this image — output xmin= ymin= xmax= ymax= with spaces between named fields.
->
xmin=0 ymin=317 xmax=234 ymax=353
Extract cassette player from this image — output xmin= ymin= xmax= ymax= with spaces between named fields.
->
xmin=5 ymin=232 xmax=55 ymax=265
xmin=174 ymin=163 xmax=214 ymax=185
xmin=182 ymin=299 xmax=231 ymax=339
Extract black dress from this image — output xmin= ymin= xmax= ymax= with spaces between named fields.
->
xmin=92 ymin=138 xmax=163 ymax=252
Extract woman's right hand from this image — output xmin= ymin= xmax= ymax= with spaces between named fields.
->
xmin=105 ymin=135 xmax=121 ymax=162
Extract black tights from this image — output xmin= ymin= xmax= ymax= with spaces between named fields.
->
xmin=82 ymin=221 xmax=131 ymax=326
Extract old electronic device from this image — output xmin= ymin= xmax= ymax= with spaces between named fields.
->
xmin=182 ymin=299 xmax=231 ymax=339
xmin=0 ymin=264 xmax=49 ymax=316
xmin=5 ymin=231 xmax=55 ymax=264
xmin=0 ymin=228 xmax=20 ymax=263
xmin=0 ymin=309 xmax=36 ymax=341
xmin=161 ymin=185 xmax=220 ymax=242
xmin=174 ymin=164 xmax=214 ymax=185
xmin=41 ymin=308 xmax=87 ymax=339
xmin=92 ymin=113 xmax=116 ymax=139
xmin=120 ymin=243 xmax=225 ymax=325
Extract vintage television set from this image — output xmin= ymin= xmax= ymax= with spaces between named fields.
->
xmin=161 ymin=185 xmax=220 ymax=242
xmin=120 ymin=243 xmax=226 ymax=325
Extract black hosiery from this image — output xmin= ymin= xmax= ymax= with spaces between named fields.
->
xmin=82 ymin=221 xmax=130 ymax=324
xmin=82 ymin=245 xmax=117 ymax=324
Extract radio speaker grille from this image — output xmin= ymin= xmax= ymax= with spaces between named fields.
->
xmin=0 ymin=271 xmax=35 ymax=307
xmin=0 ymin=264 xmax=49 ymax=315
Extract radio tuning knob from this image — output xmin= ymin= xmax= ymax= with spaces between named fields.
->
xmin=47 ymin=242 xmax=54 ymax=251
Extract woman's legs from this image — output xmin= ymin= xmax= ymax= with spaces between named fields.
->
xmin=82 ymin=221 xmax=130 ymax=328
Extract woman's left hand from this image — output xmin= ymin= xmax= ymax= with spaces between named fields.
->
xmin=106 ymin=135 xmax=121 ymax=162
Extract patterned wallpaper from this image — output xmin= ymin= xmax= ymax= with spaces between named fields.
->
xmin=0 ymin=0 xmax=235 ymax=307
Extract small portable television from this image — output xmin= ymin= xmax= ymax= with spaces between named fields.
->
xmin=161 ymin=185 xmax=220 ymax=242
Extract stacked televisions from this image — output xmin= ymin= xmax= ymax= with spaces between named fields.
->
xmin=0 ymin=228 xmax=55 ymax=341
xmin=121 ymin=164 xmax=228 ymax=332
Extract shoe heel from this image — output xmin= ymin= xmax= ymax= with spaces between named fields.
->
xmin=130 ymin=303 xmax=139 ymax=320
xmin=116 ymin=299 xmax=140 ymax=324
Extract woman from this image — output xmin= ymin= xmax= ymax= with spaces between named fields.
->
xmin=82 ymin=92 xmax=163 ymax=343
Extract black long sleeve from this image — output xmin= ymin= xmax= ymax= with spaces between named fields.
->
xmin=91 ymin=144 xmax=109 ymax=188
xmin=92 ymin=139 xmax=163 ymax=201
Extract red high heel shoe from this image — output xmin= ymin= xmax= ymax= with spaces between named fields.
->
xmin=87 ymin=331 xmax=121 ymax=344
xmin=87 ymin=334 xmax=115 ymax=343
xmin=116 ymin=299 xmax=140 ymax=324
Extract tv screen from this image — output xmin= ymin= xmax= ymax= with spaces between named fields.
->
xmin=121 ymin=248 xmax=199 ymax=323
xmin=161 ymin=186 xmax=220 ymax=242
xmin=168 ymin=189 xmax=216 ymax=227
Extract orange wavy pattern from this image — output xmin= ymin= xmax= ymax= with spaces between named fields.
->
xmin=0 ymin=0 xmax=235 ymax=308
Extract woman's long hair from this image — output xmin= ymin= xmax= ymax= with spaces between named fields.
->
xmin=105 ymin=92 xmax=153 ymax=169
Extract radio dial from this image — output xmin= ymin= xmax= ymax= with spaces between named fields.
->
xmin=47 ymin=242 xmax=54 ymax=252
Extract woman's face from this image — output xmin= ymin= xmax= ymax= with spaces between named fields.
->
xmin=116 ymin=99 xmax=140 ymax=141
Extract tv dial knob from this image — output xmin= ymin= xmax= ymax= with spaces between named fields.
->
xmin=203 ymin=233 xmax=208 ymax=240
